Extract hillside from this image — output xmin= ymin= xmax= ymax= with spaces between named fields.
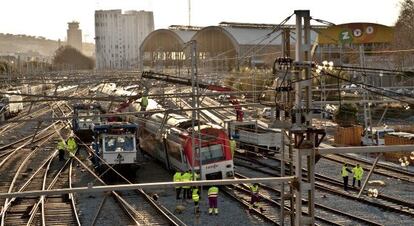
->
xmin=0 ymin=33 xmax=95 ymax=57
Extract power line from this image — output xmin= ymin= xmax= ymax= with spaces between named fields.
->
xmin=323 ymin=70 xmax=414 ymax=105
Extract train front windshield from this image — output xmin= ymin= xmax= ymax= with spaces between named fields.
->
xmin=78 ymin=110 xmax=101 ymax=124
xmin=199 ymin=144 xmax=225 ymax=164
xmin=103 ymin=135 xmax=135 ymax=152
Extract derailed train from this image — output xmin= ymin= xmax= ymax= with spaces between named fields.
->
xmin=139 ymin=112 xmax=234 ymax=180
xmin=91 ymin=83 xmax=234 ymax=180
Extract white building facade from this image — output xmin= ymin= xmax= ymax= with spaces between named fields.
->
xmin=95 ymin=10 xmax=154 ymax=70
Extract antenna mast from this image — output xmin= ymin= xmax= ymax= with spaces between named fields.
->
xmin=188 ymin=0 xmax=191 ymax=26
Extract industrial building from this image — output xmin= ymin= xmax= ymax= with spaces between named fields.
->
xmin=95 ymin=9 xmax=154 ymax=70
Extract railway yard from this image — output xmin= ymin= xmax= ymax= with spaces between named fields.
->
xmin=1 ymin=8 xmax=414 ymax=226
xmin=0 ymin=68 xmax=413 ymax=226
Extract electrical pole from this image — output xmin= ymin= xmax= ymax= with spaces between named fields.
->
xmin=360 ymin=45 xmax=373 ymax=145
xmin=292 ymin=10 xmax=321 ymax=226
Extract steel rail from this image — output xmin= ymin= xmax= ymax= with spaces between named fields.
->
xmin=68 ymin=160 xmax=82 ymax=225
xmin=41 ymin=155 xmax=54 ymax=226
xmin=0 ymin=122 xmax=62 ymax=169
xmin=0 ymin=151 xmax=58 ymax=215
xmin=236 ymin=154 xmax=414 ymax=217
xmin=221 ymin=186 xmax=281 ymax=225
xmin=235 ymin=172 xmax=382 ymax=226
xmin=323 ymin=154 xmax=414 ymax=182
xmin=57 ymin=103 xmax=143 ymax=225
xmin=26 ymin=158 xmax=72 ymax=225
xmin=0 ymin=125 xmax=63 ymax=226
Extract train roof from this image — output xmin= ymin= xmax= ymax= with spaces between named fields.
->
xmin=93 ymin=122 xmax=138 ymax=134
xmin=73 ymin=103 xmax=102 ymax=110
xmin=150 ymin=112 xmax=195 ymax=128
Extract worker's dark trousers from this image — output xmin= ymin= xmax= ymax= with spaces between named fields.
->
xmin=58 ymin=149 xmax=65 ymax=161
xmin=250 ymin=194 xmax=259 ymax=207
xmin=183 ymin=188 xmax=191 ymax=199
xmin=175 ymin=187 xmax=182 ymax=200
xmin=343 ymin=176 xmax=349 ymax=191
xmin=194 ymin=201 xmax=200 ymax=212
xmin=208 ymin=196 xmax=218 ymax=209
xmin=353 ymin=178 xmax=361 ymax=187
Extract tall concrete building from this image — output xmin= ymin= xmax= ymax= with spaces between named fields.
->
xmin=95 ymin=10 xmax=154 ymax=69
xmin=67 ymin=22 xmax=82 ymax=51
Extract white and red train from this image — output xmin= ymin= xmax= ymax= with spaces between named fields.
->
xmin=91 ymin=83 xmax=234 ymax=180
xmin=139 ymin=112 xmax=234 ymax=180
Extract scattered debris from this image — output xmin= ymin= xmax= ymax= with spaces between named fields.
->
xmin=368 ymin=180 xmax=386 ymax=186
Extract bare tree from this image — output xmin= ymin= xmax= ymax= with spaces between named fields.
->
xmin=394 ymin=0 xmax=414 ymax=69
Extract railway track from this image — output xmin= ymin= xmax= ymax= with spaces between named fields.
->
xmin=319 ymin=145 xmax=414 ymax=183
xmin=0 ymin=85 xmax=79 ymax=137
xmin=235 ymin=153 xmax=414 ymax=221
xmin=168 ymin=92 xmax=221 ymax=124
xmin=74 ymin=154 xmax=185 ymax=226
xmin=257 ymin=150 xmax=414 ymax=212
xmin=234 ymin=172 xmax=382 ymax=226
xmin=57 ymin=100 xmax=184 ymax=225
xmin=200 ymin=96 xmax=235 ymax=120
xmin=222 ymin=184 xmax=282 ymax=225
xmin=0 ymin=86 xmax=84 ymax=147
xmin=0 ymin=101 xmax=77 ymax=225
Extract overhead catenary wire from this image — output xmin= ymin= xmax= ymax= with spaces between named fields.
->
xmin=322 ymin=70 xmax=414 ymax=105
xmin=236 ymin=13 xmax=294 ymax=62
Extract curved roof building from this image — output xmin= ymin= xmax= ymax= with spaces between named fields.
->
xmin=140 ymin=22 xmax=321 ymax=72
xmin=139 ymin=26 xmax=198 ymax=70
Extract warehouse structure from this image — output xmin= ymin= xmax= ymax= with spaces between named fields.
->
xmin=140 ymin=22 xmax=322 ymax=72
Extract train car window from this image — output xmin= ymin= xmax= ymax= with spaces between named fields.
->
xmin=104 ymin=136 xmax=135 ymax=152
xmin=166 ymin=140 xmax=182 ymax=162
xmin=122 ymin=136 xmax=134 ymax=151
xmin=199 ymin=144 xmax=225 ymax=164
xmin=104 ymin=137 xmax=116 ymax=152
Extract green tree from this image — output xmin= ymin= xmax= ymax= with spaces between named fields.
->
xmin=334 ymin=103 xmax=358 ymax=127
xmin=53 ymin=46 xmax=95 ymax=70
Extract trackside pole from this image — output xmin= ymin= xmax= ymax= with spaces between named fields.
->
xmin=357 ymin=153 xmax=382 ymax=198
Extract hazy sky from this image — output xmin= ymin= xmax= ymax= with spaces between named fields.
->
xmin=0 ymin=0 xmax=402 ymax=43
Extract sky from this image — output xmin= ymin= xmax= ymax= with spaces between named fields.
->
xmin=0 ymin=0 xmax=402 ymax=43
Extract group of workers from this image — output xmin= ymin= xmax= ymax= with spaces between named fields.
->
xmin=341 ymin=163 xmax=364 ymax=191
xmin=174 ymin=170 xmax=197 ymax=200
xmin=174 ymin=170 xmax=263 ymax=215
xmin=57 ymin=135 xmax=78 ymax=161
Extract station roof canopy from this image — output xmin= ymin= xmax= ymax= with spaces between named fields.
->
xmin=140 ymin=27 xmax=197 ymax=52
xmin=141 ymin=22 xmax=325 ymax=53
xmin=140 ymin=22 xmax=324 ymax=69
